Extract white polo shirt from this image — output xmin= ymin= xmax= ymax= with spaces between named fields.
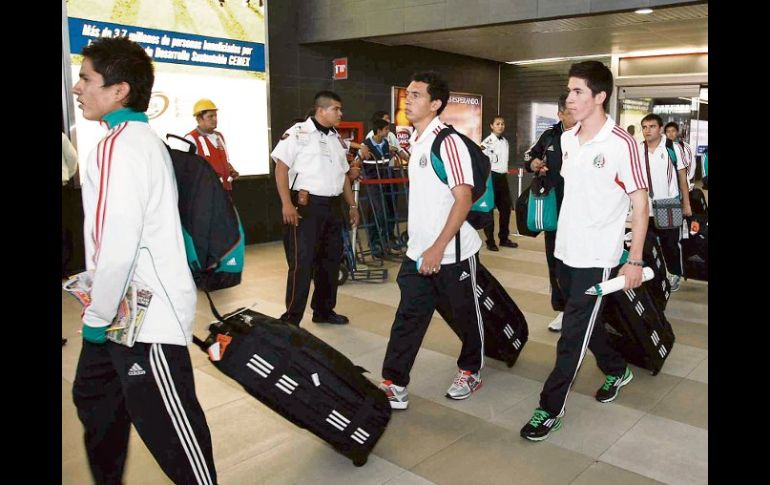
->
xmin=639 ymin=139 xmax=686 ymax=216
xmin=406 ymin=116 xmax=482 ymax=264
xmin=555 ymin=116 xmax=648 ymax=268
xmin=270 ymin=118 xmax=350 ymax=196
xmin=481 ymin=133 xmax=510 ymax=174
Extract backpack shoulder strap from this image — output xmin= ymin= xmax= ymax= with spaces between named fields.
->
xmin=430 ymin=126 xmax=454 ymax=185
xmin=665 ymin=138 xmax=678 ymax=166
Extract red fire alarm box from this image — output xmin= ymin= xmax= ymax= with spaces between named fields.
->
xmin=333 ymin=58 xmax=348 ymax=80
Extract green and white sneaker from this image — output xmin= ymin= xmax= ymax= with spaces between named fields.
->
xmin=595 ymin=366 xmax=633 ymax=403
xmin=520 ymin=408 xmax=562 ymax=441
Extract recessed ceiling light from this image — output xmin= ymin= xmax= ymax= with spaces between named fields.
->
xmin=635 ymin=8 xmax=653 ymax=14
xmin=507 ymin=53 xmax=610 ymax=65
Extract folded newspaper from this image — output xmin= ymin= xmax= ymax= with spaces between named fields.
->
xmin=585 ymin=267 xmax=655 ymax=296
xmin=62 ymin=272 xmax=153 ymax=347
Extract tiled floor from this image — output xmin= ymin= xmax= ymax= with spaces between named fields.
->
xmin=61 ymin=223 xmax=707 ymax=484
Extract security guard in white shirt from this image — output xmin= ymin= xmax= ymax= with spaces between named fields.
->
xmin=271 ymin=91 xmax=360 ymax=326
xmin=480 ymin=116 xmax=518 ymax=250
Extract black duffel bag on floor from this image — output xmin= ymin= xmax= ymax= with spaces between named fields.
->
xmin=193 ymin=308 xmax=392 ymax=467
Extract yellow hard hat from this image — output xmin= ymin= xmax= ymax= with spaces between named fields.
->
xmin=193 ymin=99 xmax=218 ymax=116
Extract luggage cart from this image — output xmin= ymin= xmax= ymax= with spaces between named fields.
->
xmin=359 ymin=153 xmax=410 ymax=260
xmin=382 ymin=155 xmax=410 ymax=254
xmin=338 ymin=178 xmax=388 ymax=285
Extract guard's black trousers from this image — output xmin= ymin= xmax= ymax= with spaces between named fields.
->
xmin=282 ymin=194 xmax=344 ymax=325
xmin=539 ymin=261 xmax=627 ymax=416
xmin=483 ymin=172 xmax=512 ymax=243
xmin=382 ymin=253 xmax=485 ymax=387
xmin=73 ymin=341 xmax=217 ymax=485
xmin=647 ymin=217 xmax=683 ymax=277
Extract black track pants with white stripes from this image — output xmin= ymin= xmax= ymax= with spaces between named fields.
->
xmin=73 ymin=341 xmax=217 ymax=485
xmin=382 ymin=252 xmax=485 ymax=387
xmin=539 ymin=261 xmax=627 ymax=417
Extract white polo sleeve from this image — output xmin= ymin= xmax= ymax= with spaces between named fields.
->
xmin=616 ymin=135 xmax=648 ymax=194
xmin=439 ymin=134 xmax=474 ymax=189
xmin=673 ymin=143 xmax=687 ymax=171
xmin=271 ymin=129 xmax=298 ymax=169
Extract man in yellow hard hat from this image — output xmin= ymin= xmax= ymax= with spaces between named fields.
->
xmin=185 ymin=99 xmax=239 ymax=197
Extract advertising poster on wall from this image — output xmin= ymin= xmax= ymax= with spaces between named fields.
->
xmin=531 ymin=102 xmax=558 ymax=143
xmin=618 ymin=98 xmax=653 ymax=142
xmin=391 ymin=87 xmax=483 ymax=153
xmin=690 ymin=120 xmax=708 ymax=155
xmin=65 ymin=0 xmax=269 ymax=177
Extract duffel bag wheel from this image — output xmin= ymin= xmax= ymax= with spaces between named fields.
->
xmin=338 ymin=263 xmax=349 ymax=286
xmin=352 ymin=455 xmax=367 ymax=467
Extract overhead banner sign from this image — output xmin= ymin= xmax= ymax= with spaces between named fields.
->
xmin=68 ymin=17 xmax=265 ymax=72
xmin=65 ymin=1 xmax=269 ymax=177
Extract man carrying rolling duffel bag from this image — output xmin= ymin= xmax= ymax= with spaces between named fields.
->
xmin=520 ymin=61 xmax=649 ymax=442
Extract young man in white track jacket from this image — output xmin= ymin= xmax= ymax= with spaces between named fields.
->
xmin=71 ymin=36 xmax=217 ymax=485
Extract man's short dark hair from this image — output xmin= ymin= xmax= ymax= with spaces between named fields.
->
xmin=372 ymin=118 xmax=389 ymax=133
xmin=314 ymin=91 xmax=342 ymax=109
xmin=490 ymin=115 xmax=505 ymax=124
xmin=641 ymin=114 xmax=664 ymax=128
xmin=371 ymin=110 xmax=389 ymax=124
xmin=411 ymin=71 xmax=450 ymax=116
xmin=664 ymin=121 xmax=680 ymax=132
xmin=568 ymin=61 xmax=613 ymax=112
xmin=558 ymin=94 xmax=568 ymax=112
xmin=81 ymin=37 xmax=154 ymax=112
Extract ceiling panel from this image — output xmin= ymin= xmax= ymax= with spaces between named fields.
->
xmin=365 ymin=4 xmax=708 ymax=62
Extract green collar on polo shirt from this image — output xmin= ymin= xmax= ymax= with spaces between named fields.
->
xmin=102 ymin=108 xmax=149 ymax=129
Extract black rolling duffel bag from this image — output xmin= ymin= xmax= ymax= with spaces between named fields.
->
xmin=689 ymin=187 xmax=708 ymax=216
xmin=436 ymin=262 xmax=529 ymax=368
xmin=193 ymin=307 xmax=391 ymax=467
xmin=623 ymin=230 xmax=671 ymax=312
xmin=681 ymin=214 xmax=708 ymax=281
xmin=602 ymin=282 xmax=675 ymax=376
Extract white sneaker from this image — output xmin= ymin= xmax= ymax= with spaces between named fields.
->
xmin=380 ymin=380 xmax=409 ymax=409
xmin=548 ymin=312 xmax=563 ymax=332
xmin=446 ymin=369 xmax=482 ymax=400
xmin=669 ymin=275 xmax=681 ymax=292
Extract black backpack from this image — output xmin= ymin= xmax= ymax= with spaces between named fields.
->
xmin=165 ymin=134 xmax=244 ymax=296
xmin=429 ymin=125 xmax=494 ymax=230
